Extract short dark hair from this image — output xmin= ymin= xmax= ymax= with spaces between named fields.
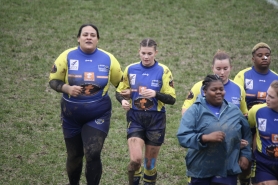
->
xmin=202 ymin=74 xmax=223 ymax=90
xmin=77 ymin=24 xmax=99 ymax=39
xmin=140 ymin=38 xmax=157 ymax=50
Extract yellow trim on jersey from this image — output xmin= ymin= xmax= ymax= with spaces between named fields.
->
xmin=248 ymin=103 xmax=267 ymax=152
xmin=49 ymin=47 xmax=77 ymax=84
xmin=182 ymin=81 xmax=202 ymax=110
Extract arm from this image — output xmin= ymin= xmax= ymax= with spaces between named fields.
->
xmin=177 ymin=107 xmax=206 ymax=150
xmin=109 ymin=54 xmax=123 ymax=88
xmin=238 ymin=114 xmax=252 ymax=169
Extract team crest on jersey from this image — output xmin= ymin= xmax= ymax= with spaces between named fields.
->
xmin=186 ymin=91 xmax=194 ymax=100
xmin=245 ymin=79 xmax=253 ymax=90
xmin=98 ymin=65 xmax=109 ymax=72
xmin=84 ymin=72 xmax=95 ymax=81
xmin=50 ymin=64 xmax=57 ymax=73
xmin=69 ymin=60 xmax=79 ymax=70
xmin=95 ymin=119 xmax=104 ymax=125
xmin=129 ymin=74 xmax=136 ymax=85
xmin=81 ymin=84 xmax=101 ymax=95
xmin=151 ymin=80 xmax=161 ymax=87
xmin=134 ymin=97 xmax=154 ymax=110
xmin=258 ymin=118 xmax=267 ymax=131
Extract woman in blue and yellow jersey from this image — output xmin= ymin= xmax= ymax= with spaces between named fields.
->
xmin=49 ymin=24 xmax=123 ymax=185
xmin=116 ymin=38 xmax=176 ymax=185
xmin=177 ymin=75 xmax=252 ymax=185
xmin=181 ymin=50 xmax=248 ymax=116
xmin=234 ymin=42 xmax=278 ymax=110
xmin=248 ymin=80 xmax=278 ymax=185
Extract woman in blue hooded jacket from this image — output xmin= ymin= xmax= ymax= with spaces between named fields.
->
xmin=177 ymin=74 xmax=252 ymax=185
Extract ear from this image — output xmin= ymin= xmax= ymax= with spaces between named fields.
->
xmin=77 ymin=37 xmax=80 ymax=43
xmin=252 ymin=56 xmax=255 ymax=63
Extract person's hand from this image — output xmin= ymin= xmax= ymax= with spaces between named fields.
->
xmin=64 ymin=85 xmax=82 ymax=97
xmin=120 ymin=89 xmax=131 ymax=100
xmin=240 ymin=139 xmax=249 ymax=149
xmin=202 ymin=131 xmax=225 ymax=143
xmin=238 ymin=156 xmax=249 ymax=170
xmin=121 ymin=99 xmax=130 ymax=111
xmin=140 ymin=89 xmax=156 ymax=98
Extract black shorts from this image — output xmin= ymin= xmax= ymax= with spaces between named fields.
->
xmin=126 ymin=109 xmax=166 ymax=146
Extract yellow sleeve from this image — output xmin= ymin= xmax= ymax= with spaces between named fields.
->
xmin=108 ymin=54 xmax=123 ymax=88
xmin=160 ymin=65 xmax=176 ymax=98
xmin=248 ymin=104 xmax=267 ymax=128
xmin=233 ymin=67 xmax=251 ymax=87
xmin=238 ymin=82 xmax=248 ymax=114
xmin=182 ymin=81 xmax=202 ymax=109
xmin=49 ymin=47 xmax=76 ymax=83
xmin=116 ymin=65 xmax=131 ymax=92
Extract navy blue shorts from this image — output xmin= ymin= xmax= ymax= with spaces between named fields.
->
xmin=126 ymin=109 xmax=166 ymax=146
xmin=251 ymin=150 xmax=278 ymax=183
xmin=188 ymin=175 xmax=237 ymax=185
xmin=61 ymin=95 xmax=112 ymax=138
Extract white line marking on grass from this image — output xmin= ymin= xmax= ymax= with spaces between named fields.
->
xmin=266 ymin=0 xmax=278 ymax=8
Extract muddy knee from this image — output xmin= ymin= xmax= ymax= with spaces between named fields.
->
xmin=128 ymin=160 xmax=141 ymax=172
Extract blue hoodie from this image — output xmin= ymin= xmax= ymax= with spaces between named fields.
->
xmin=177 ymin=96 xmax=252 ymax=178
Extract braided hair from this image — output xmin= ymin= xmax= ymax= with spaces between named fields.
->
xmin=202 ymin=74 xmax=223 ymax=91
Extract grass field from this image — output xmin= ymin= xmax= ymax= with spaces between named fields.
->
xmin=0 ymin=0 xmax=278 ymax=184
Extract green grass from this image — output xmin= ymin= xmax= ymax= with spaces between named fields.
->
xmin=0 ymin=0 xmax=278 ymax=184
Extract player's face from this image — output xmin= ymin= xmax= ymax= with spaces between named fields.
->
xmin=252 ymin=48 xmax=271 ymax=72
xmin=78 ymin=26 xmax=99 ymax=53
xmin=139 ymin=46 xmax=157 ymax=67
xmin=204 ymin=81 xmax=225 ymax=107
xmin=212 ymin=59 xmax=231 ymax=84
xmin=266 ymin=86 xmax=278 ymax=111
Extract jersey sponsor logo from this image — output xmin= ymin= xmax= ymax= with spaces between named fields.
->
xmin=231 ymin=97 xmax=240 ymax=105
xmin=129 ymin=74 xmax=136 ymax=85
xmin=151 ymin=80 xmax=161 ymax=87
xmin=81 ymin=84 xmax=101 ymax=95
xmin=134 ymin=97 xmax=154 ymax=110
xmin=97 ymin=76 xmax=108 ymax=79
xmin=258 ymin=118 xmax=267 ymax=131
xmin=84 ymin=72 xmax=95 ymax=81
xmin=245 ymin=79 xmax=253 ymax=90
xmin=50 ymin=64 xmax=57 ymax=73
xmin=139 ymin=86 xmax=147 ymax=95
xmin=272 ymin=134 xmax=278 ymax=143
xmin=274 ymin=119 xmax=278 ymax=121
xmin=95 ymin=119 xmax=104 ymax=125
xmin=69 ymin=60 xmax=79 ymax=70
xmin=142 ymin=73 xmax=149 ymax=76
xmin=85 ymin=59 xmax=92 ymax=62
xmin=98 ymin=65 xmax=109 ymax=72
xmin=68 ymin=74 xmax=82 ymax=78
xmin=186 ymin=91 xmax=194 ymax=100
xmin=259 ymin=79 xmax=266 ymax=82
xmin=257 ymin=91 xmax=266 ymax=99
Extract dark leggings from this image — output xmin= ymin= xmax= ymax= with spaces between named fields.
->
xmin=64 ymin=125 xmax=107 ymax=185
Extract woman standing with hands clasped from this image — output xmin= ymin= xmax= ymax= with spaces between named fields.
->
xmin=248 ymin=80 xmax=278 ymax=185
xmin=177 ymin=74 xmax=252 ymax=185
xmin=116 ymin=38 xmax=176 ymax=185
xmin=49 ymin=24 xmax=123 ymax=185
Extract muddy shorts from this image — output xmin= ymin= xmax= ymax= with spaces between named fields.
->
xmin=61 ymin=95 xmax=112 ymax=138
xmin=126 ymin=109 xmax=166 ymax=146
